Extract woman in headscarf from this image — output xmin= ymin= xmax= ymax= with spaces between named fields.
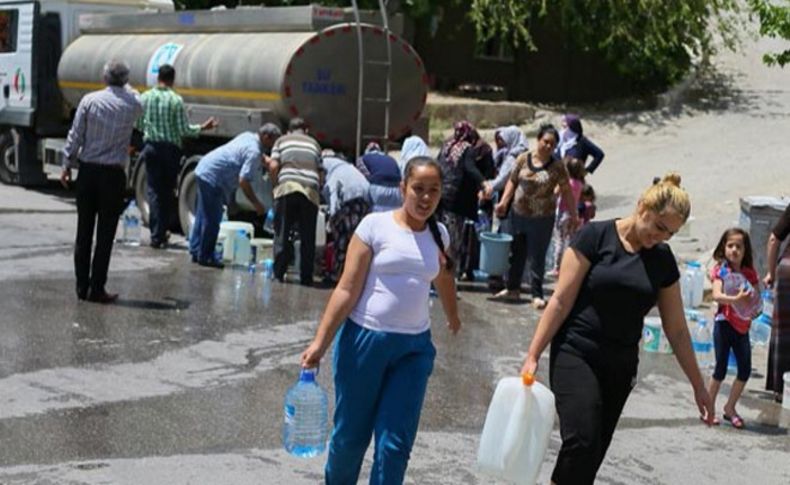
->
xmin=482 ymin=125 xmax=529 ymax=200
xmin=398 ymin=135 xmax=430 ymax=174
xmin=437 ymin=121 xmax=488 ymax=266
xmin=357 ymin=142 xmax=403 ymax=212
xmin=321 ymin=151 xmax=370 ymax=281
xmin=557 ymin=114 xmax=605 ymax=174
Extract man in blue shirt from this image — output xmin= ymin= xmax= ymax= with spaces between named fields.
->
xmin=189 ymin=123 xmax=281 ymax=267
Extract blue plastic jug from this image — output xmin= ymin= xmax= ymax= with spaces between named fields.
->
xmin=283 ymin=368 xmax=328 ymax=457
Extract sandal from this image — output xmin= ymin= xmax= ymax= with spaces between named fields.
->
xmin=493 ymin=289 xmax=520 ymax=302
xmin=532 ymin=297 xmax=547 ymax=310
xmin=700 ymin=415 xmax=720 ymax=426
xmin=723 ymin=413 xmax=745 ymax=429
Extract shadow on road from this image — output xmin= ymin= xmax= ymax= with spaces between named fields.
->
xmin=114 ymin=296 xmax=191 ymax=311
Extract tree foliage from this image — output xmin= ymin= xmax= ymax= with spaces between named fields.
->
xmin=469 ymin=0 xmax=743 ymax=88
xmin=749 ymin=0 xmax=790 ymax=67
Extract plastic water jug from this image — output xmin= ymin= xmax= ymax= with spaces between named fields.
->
xmin=750 ymin=313 xmax=772 ymax=347
xmin=643 ymin=316 xmax=672 ymax=354
xmin=264 ymin=208 xmax=275 ymax=235
xmin=232 ymin=229 xmax=252 ymax=268
xmin=720 ymin=265 xmax=762 ymax=320
xmin=477 ymin=374 xmax=555 ymax=485
xmin=283 ymin=368 xmax=329 ymax=458
xmin=475 ymin=209 xmax=491 ymax=234
xmin=684 ymin=261 xmax=704 ymax=308
xmin=762 ymin=289 xmax=775 ymax=321
xmin=121 ymin=201 xmax=142 ymax=246
xmin=692 ymin=319 xmax=713 ymax=369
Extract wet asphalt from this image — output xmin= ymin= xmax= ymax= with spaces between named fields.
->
xmin=0 ymin=180 xmax=788 ymax=485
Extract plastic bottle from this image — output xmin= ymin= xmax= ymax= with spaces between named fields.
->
xmin=122 ymin=201 xmax=142 ymax=246
xmin=720 ymin=265 xmax=762 ymax=320
xmin=750 ymin=313 xmax=772 ymax=347
xmin=264 ymin=208 xmax=275 ymax=235
xmin=691 ymin=319 xmax=713 ymax=370
xmin=475 ymin=209 xmax=491 ymax=234
xmin=214 ymin=236 xmax=225 ymax=263
xmin=477 ymin=373 xmax=555 ymax=484
xmin=221 ymin=205 xmax=229 ymax=223
xmin=233 ymin=229 xmax=251 ymax=268
xmin=686 ymin=261 xmax=704 ymax=308
xmin=283 ymin=368 xmax=329 ymax=458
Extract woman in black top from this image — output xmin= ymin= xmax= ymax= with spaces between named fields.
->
xmin=521 ymin=173 xmax=713 ymax=484
xmin=763 ymin=203 xmax=790 ymax=402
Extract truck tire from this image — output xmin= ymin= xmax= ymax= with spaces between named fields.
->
xmin=132 ymin=160 xmax=150 ymax=226
xmin=0 ymin=130 xmax=19 ymax=185
xmin=177 ymin=168 xmax=198 ymax=237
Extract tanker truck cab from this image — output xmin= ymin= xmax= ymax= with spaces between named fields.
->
xmin=0 ymin=0 xmax=173 ymax=185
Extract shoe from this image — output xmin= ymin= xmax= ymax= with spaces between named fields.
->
xmin=532 ymin=297 xmax=547 ymax=310
xmin=77 ymin=289 xmax=88 ymax=301
xmin=190 ymin=254 xmax=198 ymax=263
xmin=198 ymin=259 xmax=224 ymax=269
xmin=87 ymin=291 xmax=119 ymax=304
xmin=493 ymin=289 xmax=520 ymax=302
xmin=150 ymin=240 xmax=166 ymax=249
xmin=723 ymin=413 xmax=745 ymax=429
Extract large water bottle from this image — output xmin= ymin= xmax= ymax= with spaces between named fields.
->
xmin=475 ymin=209 xmax=491 ymax=234
xmin=264 ymin=208 xmax=275 ymax=235
xmin=221 ymin=205 xmax=229 ymax=223
xmin=122 ymin=201 xmax=142 ymax=246
xmin=750 ymin=289 xmax=775 ymax=346
xmin=233 ymin=229 xmax=252 ymax=268
xmin=692 ymin=319 xmax=713 ymax=370
xmin=720 ymin=265 xmax=762 ymax=320
xmin=686 ymin=261 xmax=704 ymax=308
xmin=283 ymin=368 xmax=329 ymax=457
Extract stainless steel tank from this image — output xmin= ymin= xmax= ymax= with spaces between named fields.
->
xmin=58 ymin=23 xmax=428 ymax=150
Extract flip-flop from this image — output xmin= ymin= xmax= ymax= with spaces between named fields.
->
xmin=700 ymin=415 xmax=720 ymax=426
xmin=723 ymin=414 xmax=745 ymax=429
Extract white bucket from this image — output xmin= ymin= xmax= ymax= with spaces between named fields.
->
xmin=783 ymin=372 xmax=790 ymax=411
xmin=477 ymin=376 xmax=555 ymax=485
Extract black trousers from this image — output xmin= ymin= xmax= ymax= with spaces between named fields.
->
xmin=549 ymin=349 xmax=637 ymax=485
xmin=142 ymin=141 xmax=182 ymax=244
xmin=273 ymin=192 xmax=318 ymax=284
xmin=74 ymin=163 xmax=126 ymax=296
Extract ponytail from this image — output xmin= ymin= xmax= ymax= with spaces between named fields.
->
xmin=427 ymin=215 xmax=455 ymax=272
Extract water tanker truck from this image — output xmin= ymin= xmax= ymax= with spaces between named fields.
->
xmin=0 ymin=0 xmax=428 ymax=234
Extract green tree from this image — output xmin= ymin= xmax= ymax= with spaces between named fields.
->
xmin=749 ymin=0 xmax=790 ymax=66
xmin=469 ymin=0 xmax=743 ymax=89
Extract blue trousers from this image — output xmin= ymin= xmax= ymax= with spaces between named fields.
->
xmin=326 ymin=320 xmax=435 ymax=485
xmin=189 ymin=177 xmax=224 ymax=262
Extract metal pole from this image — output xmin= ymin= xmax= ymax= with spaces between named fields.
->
xmin=351 ymin=0 xmax=364 ymax=159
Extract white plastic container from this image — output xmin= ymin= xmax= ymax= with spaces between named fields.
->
xmin=643 ymin=317 xmax=672 ymax=354
xmin=783 ymin=372 xmax=790 ymax=411
xmin=219 ymin=222 xmax=254 ymax=262
xmin=477 ymin=375 xmax=555 ymax=485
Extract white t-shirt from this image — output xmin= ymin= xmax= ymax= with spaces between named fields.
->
xmin=350 ymin=211 xmax=450 ymax=334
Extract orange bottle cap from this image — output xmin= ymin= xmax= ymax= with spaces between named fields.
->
xmin=521 ymin=373 xmax=535 ymax=386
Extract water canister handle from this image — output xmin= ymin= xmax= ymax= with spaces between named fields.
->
xmin=521 ymin=372 xmax=535 ymax=387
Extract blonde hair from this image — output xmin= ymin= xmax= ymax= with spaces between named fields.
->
xmin=639 ymin=172 xmax=690 ymax=221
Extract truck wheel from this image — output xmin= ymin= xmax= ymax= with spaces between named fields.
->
xmin=133 ymin=160 xmax=150 ymax=226
xmin=178 ymin=168 xmax=198 ymax=237
xmin=0 ymin=130 xmax=19 ymax=185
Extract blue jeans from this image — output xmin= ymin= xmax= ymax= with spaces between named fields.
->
xmin=712 ymin=319 xmax=752 ymax=382
xmin=189 ymin=177 xmax=224 ymax=262
xmin=326 ymin=320 xmax=435 ymax=485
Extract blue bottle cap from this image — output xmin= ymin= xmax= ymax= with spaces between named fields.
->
xmin=299 ymin=368 xmax=317 ymax=383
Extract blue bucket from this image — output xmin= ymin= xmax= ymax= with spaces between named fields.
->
xmin=479 ymin=232 xmax=512 ymax=276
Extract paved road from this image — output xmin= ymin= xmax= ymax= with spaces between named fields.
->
xmin=1 ymin=25 xmax=790 ymax=485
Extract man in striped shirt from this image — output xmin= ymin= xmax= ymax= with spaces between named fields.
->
xmin=60 ymin=60 xmax=143 ymax=303
xmin=268 ymin=118 xmax=322 ymax=285
xmin=137 ymin=64 xmax=217 ymax=248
